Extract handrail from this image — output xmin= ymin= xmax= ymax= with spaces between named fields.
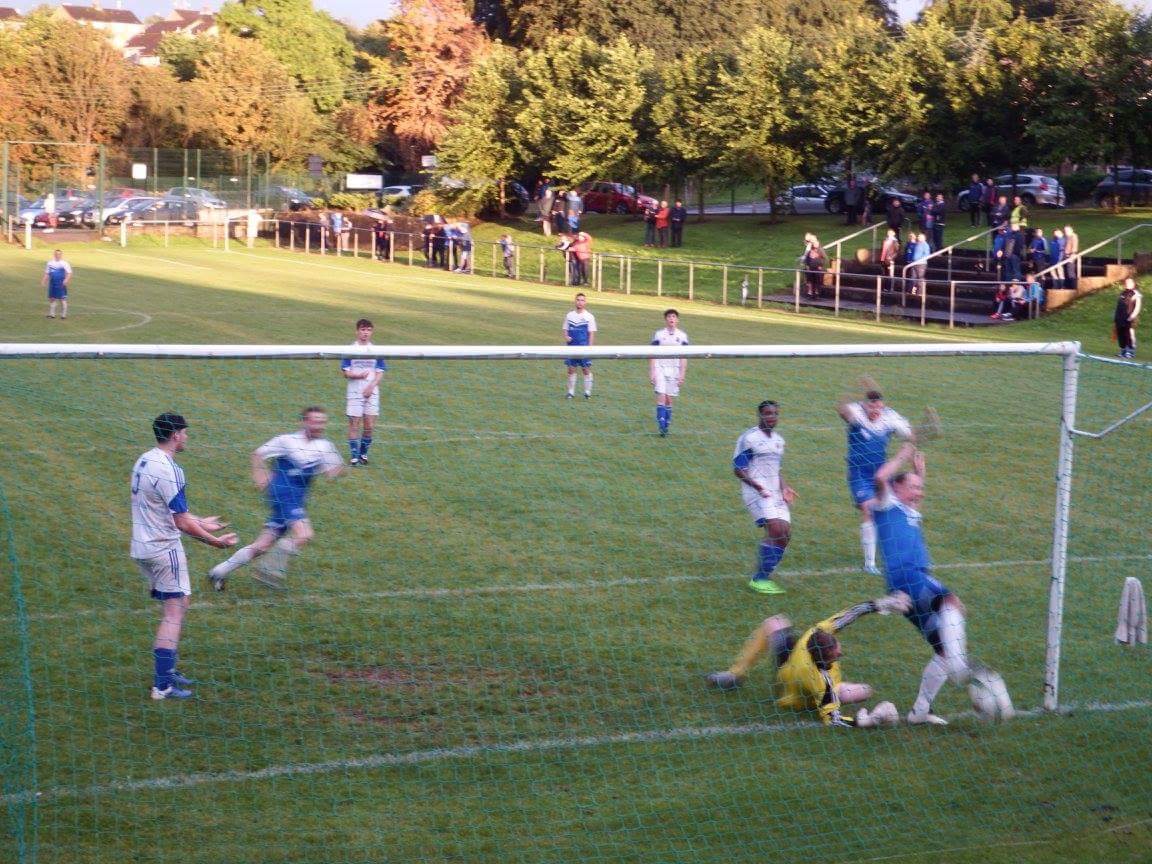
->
xmin=900 ymin=225 xmax=995 ymax=285
xmin=1031 ymin=222 xmax=1152 ymax=286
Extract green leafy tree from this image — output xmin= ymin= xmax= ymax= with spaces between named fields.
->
xmin=217 ymin=0 xmax=354 ymax=111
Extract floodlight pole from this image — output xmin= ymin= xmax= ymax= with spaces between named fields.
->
xmin=1044 ymin=346 xmax=1080 ymax=712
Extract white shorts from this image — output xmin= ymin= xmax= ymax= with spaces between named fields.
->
xmin=653 ymin=369 xmax=682 ymax=397
xmin=134 ymin=546 xmax=190 ymax=599
xmin=743 ymin=492 xmax=791 ymax=526
xmin=346 ymin=390 xmax=380 ymax=418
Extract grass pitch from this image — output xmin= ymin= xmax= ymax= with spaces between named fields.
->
xmin=0 ymin=237 xmax=1149 ymax=864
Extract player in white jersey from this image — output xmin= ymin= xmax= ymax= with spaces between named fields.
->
xmin=209 ymin=407 xmax=343 ymax=591
xmin=131 ymin=413 xmax=237 ymax=700
xmin=837 ymin=379 xmax=913 ymax=575
xmin=563 ymin=293 xmax=598 ymax=398
xmin=650 ymin=309 xmax=688 ymax=436
xmin=341 ymin=318 xmax=387 ymax=465
xmin=732 ymin=400 xmax=796 ymax=595
xmin=41 ymin=249 xmax=72 ymax=319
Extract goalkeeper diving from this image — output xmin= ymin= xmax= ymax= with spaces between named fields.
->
xmin=707 ymin=592 xmax=911 ymax=728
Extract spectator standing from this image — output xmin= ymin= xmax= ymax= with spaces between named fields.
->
xmin=566 ymin=188 xmax=583 ymax=233
xmin=655 ymin=200 xmax=671 ymax=247
xmin=329 ymin=210 xmax=344 ymax=255
xmin=452 ymin=222 xmax=473 ymax=273
xmin=1047 ymin=229 xmax=1066 ymax=290
xmin=879 ymin=229 xmax=899 ymax=292
xmin=432 ymin=222 xmax=449 ymax=269
xmin=1114 ymin=277 xmax=1142 ymax=359
xmin=642 ymin=202 xmax=657 ymax=247
xmin=931 ymin=193 xmax=947 ymax=252
xmin=499 ymin=233 xmax=516 ymax=278
xmin=373 ymin=217 xmax=392 ymax=261
xmin=1062 ymin=225 xmax=1079 ymax=290
xmin=966 ymin=174 xmax=984 ymax=227
xmin=917 ymin=192 xmax=936 ymax=250
xmin=537 ymin=178 xmax=554 ymax=236
xmin=570 ymin=231 xmax=592 ymax=286
xmin=801 ymin=233 xmax=826 ymax=299
xmin=1028 ymin=228 xmax=1048 ymax=274
xmin=670 ymin=200 xmax=687 ymax=247
xmin=980 ymin=178 xmax=997 ymax=226
xmin=886 ymin=197 xmax=905 ymax=241
xmin=909 ymin=233 xmax=931 ymax=296
xmin=551 ymin=192 xmax=567 ymax=235
xmin=41 ymin=248 xmax=72 ymax=319
xmin=844 ymin=178 xmax=863 ymax=226
xmin=998 ymin=224 xmax=1023 ymax=282
xmin=1010 ymin=195 xmax=1031 ymax=246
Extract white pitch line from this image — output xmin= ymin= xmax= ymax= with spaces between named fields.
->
xmin=6 ymin=699 xmax=1149 ymax=805
xmin=0 ymin=305 xmax=152 ymax=339
xmin=9 ymin=553 xmax=1150 ymax=624
xmin=92 ymin=247 xmax=216 ymax=271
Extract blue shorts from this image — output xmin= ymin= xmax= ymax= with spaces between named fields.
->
xmin=892 ymin=572 xmax=952 ymax=653
xmin=266 ymin=498 xmax=308 ymax=535
xmin=47 ymin=284 xmax=67 ymax=300
xmin=848 ymin=475 xmax=873 ymax=506
xmin=565 ymin=358 xmax=592 ymax=368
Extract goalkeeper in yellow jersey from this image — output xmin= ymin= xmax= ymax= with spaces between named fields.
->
xmin=706 ymin=592 xmax=911 ymax=728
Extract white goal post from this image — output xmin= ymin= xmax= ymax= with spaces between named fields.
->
xmin=0 ymin=339 xmax=1083 ymax=710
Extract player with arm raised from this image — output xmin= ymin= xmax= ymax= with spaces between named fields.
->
xmin=563 ymin=293 xmax=597 ymax=399
xmin=706 ymin=591 xmax=912 ymax=728
xmin=342 ymin=318 xmax=387 ymax=466
xmin=650 ymin=309 xmax=688 ymax=436
xmin=837 ymin=379 xmax=913 ymax=575
xmin=209 ymin=407 xmax=343 ymax=591
xmin=733 ymin=400 xmax=796 ymax=595
xmin=867 ymin=443 xmax=971 ymax=725
xmin=131 ymin=413 xmax=238 ymax=700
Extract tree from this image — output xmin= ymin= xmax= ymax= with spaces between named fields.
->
xmin=121 ymin=66 xmax=201 ymax=149
xmin=217 ymin=0 xmax=355 ymax=112
xmin=372 ymin=0 xmax=489 ymax=171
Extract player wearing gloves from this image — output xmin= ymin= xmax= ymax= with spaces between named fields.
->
xmin=706 ymin=592 xmax=911 ymax=728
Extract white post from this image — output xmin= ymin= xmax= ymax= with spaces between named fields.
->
xmin=1044 ymin=348 xmax=1080 ymax=711
xmin=24 ymin=220 xmax=32 ymax=250
xmin=224 ymin=220 xmax=231 ymax=253
xmin=119 ymin=220 xmax=127 ymax=248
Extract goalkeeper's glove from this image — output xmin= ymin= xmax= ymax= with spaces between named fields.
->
xmin=874 ymin=591 xmax=912 ymax=615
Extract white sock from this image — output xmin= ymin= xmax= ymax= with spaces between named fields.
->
xmin=584 ymin=373 xmax=593 ymax=396
xmin=938 ymin=604 xmax=971 ymax=685
xmin=275 ymin=537 xmax=299 ymax=556
xmin=860 ymin=521 xmax=876 ymax=568
xmin=912 ymin=654 xmax=948 ymax=716
xmin=211 ymin=545 xmax=256 ymax=577
xmin=567 ymin=373 xmax=576 ymax=396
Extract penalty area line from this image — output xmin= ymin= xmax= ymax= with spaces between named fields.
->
xmin=7 ymin=699 xmax=1150 ymax=805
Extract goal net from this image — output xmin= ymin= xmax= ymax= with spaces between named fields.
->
xmin=0 ymin=342 xmax=1148 ymax=864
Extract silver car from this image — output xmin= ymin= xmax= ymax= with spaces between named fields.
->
xmin=774 ymin=184 xmax=831 ymax=214
xmin=958 ymin=174 xmax=1066 ymax=209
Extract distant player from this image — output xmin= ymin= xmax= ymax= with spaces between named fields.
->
xmin=706 ymin=591 xmax=912 ymax=727
xmin=131 ymin=413 xmax=237 ymax=700
xmin=733 ymin=400 xmax=796 ymax=594
xmin=342 ymin=318 xmax=387 ymax=465
xmin=837 ymin=380 xmax=913 ymax=575
xmin=650 ymin=309 xmax=688 ymax=435
xmin=867 ymin=442 xmax=972 ymax=725
xmin=209 ymin=407 xmax=343 ymax=591
xmin=41 ymin=249 xmax=72 ymax=319
xmin=563 ymin=292 xmax=597 ymax=399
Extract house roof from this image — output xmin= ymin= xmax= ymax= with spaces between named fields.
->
xmin=59 ymin=5 xmax=142 ymax=24
xmin=0 ymin=7 xmax=22 ymax=19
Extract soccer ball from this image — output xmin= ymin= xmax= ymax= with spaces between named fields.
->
xmin=968 ymin=667 xmax=1015 ymax=722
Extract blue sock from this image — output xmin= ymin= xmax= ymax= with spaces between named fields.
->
xmin=348 ymin=439 xmax=361 ymax=460
xmin=756 ymin=542 xmax=785 ymax=581
xmin=656 ymin=405 xmax=667 ymax=431
xmin=665 ymin=406 xmax=673 ymax=429
xmin=153 ymin=647 xmax=177 ymax=690
xmin=360 ymin=436 xmax=373 ymax=457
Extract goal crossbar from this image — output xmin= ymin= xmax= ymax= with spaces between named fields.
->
xmin=0 ymin=341 xmax=1081 ymax=360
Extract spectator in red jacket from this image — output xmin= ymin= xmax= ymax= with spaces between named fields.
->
xmin=570 ymin=231 xmax=592 ymax=286
xmin=655 ymin=201 xmax=671 ymax=248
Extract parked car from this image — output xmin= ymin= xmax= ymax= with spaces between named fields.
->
xmin=54 ymin=197 xmax=101 ymax=228
xmin=580 ymin=181 xmax=658 ymax=215
xmin=166 ymin=186 xmax=226 ymax=209
xmin=381 ymin=185 xmax=415 ymax=201
xmin=957 ymin=174 xmax=1066 ymax=210
xmin=824 ymin=185 xmax=919 ymax=214
xmin=269 ymin=186 xmax=315 ymax=211
xmin=773 ymin=184 xmax=832 ymax=215
xmin=100 ymin=196 xmax=159 ymax=225
xmin=1093 ymin=169 xmax=1152 ymax=207
xmin=106 ymin=198 xmax=198 ymax=226
xmin=20 ymin=195 xmax=88 ymax=228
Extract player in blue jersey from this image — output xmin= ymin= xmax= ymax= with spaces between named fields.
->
xmin=563 ymin=293 xmax=598 ymax=399
xmin=209 ymin=407 xmax=343 ymax=591
xmin=733 ymin=400 xmax=797 ymax=594
xmin=342 ymin=318 xmax=387 ymax=465
xmin=131 ymin=413 xmax=237 ymax=699
xmin=41 ymin=249 xmax=72 ymax=319
xmin=837 ymin=381 xmax=913 ymax=575
xmin=650 ymin=309 xmax=688 ymax=435
xmin=866 ymin=442 xmax=972 ymax=725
